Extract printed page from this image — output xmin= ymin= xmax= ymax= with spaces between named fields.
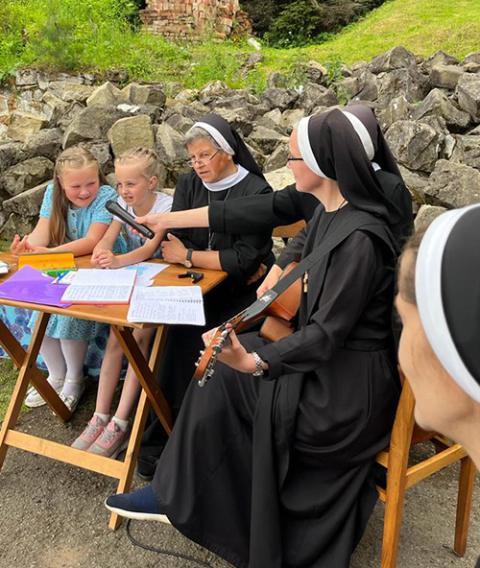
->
xmin=69 ymin=268 xmax=136 ymax=287
xmin=127 ymin=286 xmax=205 ymax=325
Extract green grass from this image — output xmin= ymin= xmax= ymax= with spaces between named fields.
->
xmin=1 ymin=0 xmax=480 ymax=92
xmin=0 ymin=359 xmax=19 ymax=422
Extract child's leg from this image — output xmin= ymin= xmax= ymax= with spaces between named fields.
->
xmin=113 ymin=328 xmax=155 ymax=422
xmin=25 ymin=336 xmax=67 ymax=408
xmin=40 ymin=336 xmax=67 ymax=380
xmin=59 ymin=339 xmax=88 ymax=407
xmin=95 ymin=328 xmax=125 ymax=417
xmin=88 ymin=328 xmax=154 ymax=458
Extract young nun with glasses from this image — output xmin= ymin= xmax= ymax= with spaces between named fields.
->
xmin=138 ymin=113 xmax=274 ymax=477
xmin=106 ymin=108 xmax=402 ymax=568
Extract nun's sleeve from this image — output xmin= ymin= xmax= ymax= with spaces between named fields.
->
xmin=276 ymin=226 xmax=307 ymax=269
xmin=209 ymin=185 xmax=310 ymax=234
xmin=169 ymin=175 xmax=198 ymax=250
xmin=255 ymin=231 xmax=384 ymax=380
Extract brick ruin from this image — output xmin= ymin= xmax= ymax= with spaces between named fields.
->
xmin=140 ymin=0 xmax=251 ymax=40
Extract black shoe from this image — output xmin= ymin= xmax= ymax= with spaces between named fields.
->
xmin=105 ymin=485 xmax=170 ymax=523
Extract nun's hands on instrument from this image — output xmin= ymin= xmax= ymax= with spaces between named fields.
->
xmin=256 ymin=264 xmax=282 ymax=298
xmin=201 ymin=325 xmax=257 ymax=374
xmin=161 ymin=232 xmax=187 ymax=264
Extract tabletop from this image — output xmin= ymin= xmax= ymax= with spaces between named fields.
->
xmin=0 ymin=253 xmax=227 ymax=329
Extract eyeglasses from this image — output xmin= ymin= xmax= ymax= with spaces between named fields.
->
xmin=286 ymin=155 xmax=304 ymax=162
xmin=187 ymin=150 xmax=220 ymax=168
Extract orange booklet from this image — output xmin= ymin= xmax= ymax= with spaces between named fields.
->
xmin=60 ymin=269 xmax=136 ymax=305
xmin=18 ymin=251 xmax=75 ymax=271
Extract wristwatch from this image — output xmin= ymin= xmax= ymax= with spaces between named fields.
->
xmin=184 ymin=248 xmax=193 ymax=268
xmin=251 ymin=351 xmax=266 ymax=376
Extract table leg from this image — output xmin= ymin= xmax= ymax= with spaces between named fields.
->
xmin=0 ymin=313 xmax=71 ymax=470
xmin=0 ymin=317 xmax=71 ymax=423
xmin=108 ymin=325 xmax=169 ymax=529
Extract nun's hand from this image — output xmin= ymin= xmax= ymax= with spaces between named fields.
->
xmin=135 ymin=213 xmax=170 ymax=235
xmin=214 ymin=326 xmax=257 ymax=374
xmin=161 ymin=233 xmax=187 ymax=264
xmin=256 ymin=264 xmax=282 ymax=298
xmin=247 ymin=263 xmax=267 ymax=286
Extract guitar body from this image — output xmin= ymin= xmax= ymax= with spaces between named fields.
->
xmin=193 ymin=262 xmax=302 ymax=386
xmin=260 ymin=262 xmax=301 ymax=341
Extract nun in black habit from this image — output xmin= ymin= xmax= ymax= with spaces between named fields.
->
xmin=139 ymin=113 xmax=274 ymax=469
xmin=106 ymin=108 xmax=401 ymax=568
xmin=134 ymin=103 xmax=412 ymax=253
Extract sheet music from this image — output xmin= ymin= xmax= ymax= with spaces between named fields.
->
xmin=127 ymin=286 xmax=205 ymax=325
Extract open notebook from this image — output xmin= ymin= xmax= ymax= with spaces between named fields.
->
xmin=61 ymin=269 xmax=136 ymax=304
xmin=128 ymin=286 xmax=205 ymax=326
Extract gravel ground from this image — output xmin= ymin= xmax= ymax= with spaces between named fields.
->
xmin=1 ymin=383 xmax=479 ymax=568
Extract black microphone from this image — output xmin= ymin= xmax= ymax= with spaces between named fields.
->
xmin=105 ymin=200 xmax=155 ymax=240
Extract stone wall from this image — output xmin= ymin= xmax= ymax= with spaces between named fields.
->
xmin=2 ymin=46 xmax=480 ymax=239
xmin=140 ymin=0 xmax=250 ymax=40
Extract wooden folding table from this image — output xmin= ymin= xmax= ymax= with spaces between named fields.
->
xmin=0 ymin=253 xmax=226 ymax=528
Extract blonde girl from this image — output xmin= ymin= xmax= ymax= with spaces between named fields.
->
xmin=9 ymin=146 xmax=126 ymax=411
xmin=72 ymin=147 xmax=172 ymax=458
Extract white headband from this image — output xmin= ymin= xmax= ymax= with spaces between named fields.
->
xmin=193 ymin=122 xmax=235 ymax=155
xmin=296 ymin=116 xmax=328 ymax=179
xmin=416 ymin=204 xmax=480 ymax=403
xmin=342 ymin=110 xmax=375 ymax=161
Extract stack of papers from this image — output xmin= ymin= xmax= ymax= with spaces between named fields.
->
xmin=61 ymin=269 xmax=136 ymax=304
xmin=128 ymin=286 xmax=205 ymax=325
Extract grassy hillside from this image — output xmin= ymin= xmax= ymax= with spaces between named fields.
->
xmin=1 ymin=0 xmax=480 ymax=91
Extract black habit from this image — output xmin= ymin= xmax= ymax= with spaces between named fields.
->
xmin=150 ymin=203 xmax=400 ymax=567
xmin=140 ymin=170 xmax=273 ymax=461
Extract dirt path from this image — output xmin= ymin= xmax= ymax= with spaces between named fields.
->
xmin=1 ymin=384 xmax=479 ymax=568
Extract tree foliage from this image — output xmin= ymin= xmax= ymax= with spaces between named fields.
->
xmin=240 ymin=0 xmax=386 ymax=47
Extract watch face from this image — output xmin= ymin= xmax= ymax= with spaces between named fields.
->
xmin=184 ymin=260 xmax=193 ymax=268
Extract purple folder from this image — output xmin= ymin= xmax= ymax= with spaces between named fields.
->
xmin=0 ymin=266 xmax=71 ymax=308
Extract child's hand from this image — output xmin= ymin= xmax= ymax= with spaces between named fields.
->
xmin=29 ymin=245 xmax=50 ymax=254
xmin=90 ymin=248 xmax=103 ymax=265
xmin=10 ymin=234 xmax=34 ymax=255
xmin=93 ymin=249 xmax=118 ymax=269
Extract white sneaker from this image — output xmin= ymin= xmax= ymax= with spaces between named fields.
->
xmin=25 ymin=376 xmax=64 ymax=408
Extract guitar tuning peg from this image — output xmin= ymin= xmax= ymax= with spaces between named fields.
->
xmin=194 ymin=361 xmax=199 ymax=367
xmin=200 ymin=350 xmax=205 ymax=356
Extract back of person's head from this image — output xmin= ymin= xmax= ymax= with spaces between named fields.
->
xmin=50 ymin=146 xmax=105 ymax=246
xmin=397 ymin=205 xmax=480 ymax=450
xmin=115 ymin=147 xmax=162 ymax=181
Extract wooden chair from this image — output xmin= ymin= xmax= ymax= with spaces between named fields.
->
xmin=272 ymin=220 xmax=306 ymax=244
xmin=375 ymin=372 xmax=476 ymax=567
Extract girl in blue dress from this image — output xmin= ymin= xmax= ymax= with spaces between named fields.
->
xmin=7 ymin=146 xmax=126 ymax=411
xmin=71 ymin=147 xmax=172 ymax=458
